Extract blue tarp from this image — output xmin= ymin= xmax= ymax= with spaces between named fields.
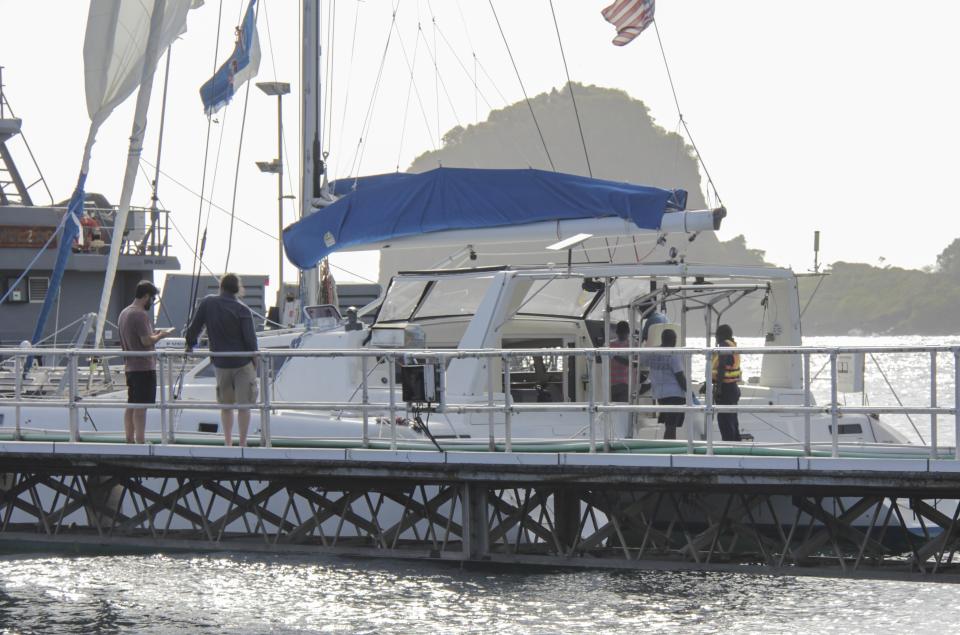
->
xmin=283 ymin=167 xmax=687 ymax=269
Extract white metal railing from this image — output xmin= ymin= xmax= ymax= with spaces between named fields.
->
xmin=0 ymin=345 xmax=957 ymax=459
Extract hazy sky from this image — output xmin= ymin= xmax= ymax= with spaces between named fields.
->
xmin=1 ymin=1 xmax=958 ymax=288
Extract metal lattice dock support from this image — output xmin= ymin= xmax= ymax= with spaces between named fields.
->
xmin=2 ymin=443 xmax=960 ymax=580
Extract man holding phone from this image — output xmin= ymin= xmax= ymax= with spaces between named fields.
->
xmin=118 ymin=280 xmax=174 ymax=444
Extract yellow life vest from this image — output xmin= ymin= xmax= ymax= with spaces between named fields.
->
xmin=711 ymin=338 xmax=741 ymax=383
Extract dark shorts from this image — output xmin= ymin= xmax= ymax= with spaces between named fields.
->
xmin=657 ymin=396 xmax=686 ymax=427
xmin=126 ymin=370 xmax=157 ymax=405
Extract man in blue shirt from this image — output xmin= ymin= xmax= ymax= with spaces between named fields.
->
xmin=185 ymin=273 xmax=259 ymax=447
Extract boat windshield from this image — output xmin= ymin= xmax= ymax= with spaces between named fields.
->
xmin=416 ymin=276 xmax=493 ymax=319
xmin=378 ymin=280 xmax=429 ymax=322
xmin=516 ymin=277 xmax=600 ymax=319
xmin=377 ymin=274 xmax=495 ymax=323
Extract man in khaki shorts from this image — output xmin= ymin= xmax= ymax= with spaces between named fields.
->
xmin=185 ymin=273 xmax=259 ymax=446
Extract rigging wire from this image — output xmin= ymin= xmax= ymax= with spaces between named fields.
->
xmin=547 ymin=0 xmax=591 ymax=178
xmin=142 ymin=161 xmax=377 ymax=285
xmin=453 ymin=0 xmax=478 ymax=121
xmin=652 ymin=20 xmax=723 ymax=207
xmin=260 ymin=0 xmax=297 ymax=202
xmin=222 ymin=79 xmax=254 ymax=271
xmin=395 ymin=17 xmax=438 ymax=155
xmin=800 ymin=274 xmax=827 ymax=319
xmin=415 ymin=19 xmax=462 ymax=131
xmin=544 ymin=1 xmax=614 ymax=260
xmin=348 ymin=2 xmax=401 ymax=179
xmin=140 ymin=158 xmax=276 ymax=240
xmin=869 ymin=353 xmax=926 ymax=444
xmin=429 ymin=2 xmax=440 ymax=143
xmin=146 ymin=44 xmax=174 ymax=255
xmin=393 ymin=18 xmax=429 ymax=170
xmin=322 ymin=0 xmax=336 ymax=159
xmin=428 ymin=20 xmax=537 ymax=168
xmin=333 ymin=0 xmax=362 ymax=178
xmin=224 ymin=0 xmax=263 ymax=271
xmin=488 ymin=0 xmax=555 ymax=171
xmin=187 ymin=0 xmax=226 ymax=331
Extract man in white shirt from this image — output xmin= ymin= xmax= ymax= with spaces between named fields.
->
xmin=646 ymin=328 xmax=687 ymax=439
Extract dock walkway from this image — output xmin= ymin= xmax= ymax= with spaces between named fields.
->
xmin=3 ymin=442 xmax=960 ymax=580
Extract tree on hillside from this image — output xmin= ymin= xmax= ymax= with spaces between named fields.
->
xmin=405 ymin=83 xmax=766 ymax=267
xmin=936 ymin=238 xmax=960 ymax=275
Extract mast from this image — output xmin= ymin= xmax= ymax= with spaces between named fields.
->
xmin=301 ymin=0 xmax=322 ymax=307
xmin=93 ymin=0 xmax=168 ymax=345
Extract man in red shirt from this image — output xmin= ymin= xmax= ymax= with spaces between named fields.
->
xmin=610 ymin=321 xmax=632 ymax=402
xmin=118 ymin=281 xmax=174 ymax=443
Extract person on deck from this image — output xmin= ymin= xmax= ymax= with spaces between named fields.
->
xmin=713 ymin=323 xmax=742 ymax=441
xmin=647 ymin=328 xmax=687 ymax=440
xmin=118 ymin=281 xmax=174 ymax=444
xmin=610 ymin=321 xmax=632 ymax=402
xmin=185 ymin=273 xmax=259 ymax=447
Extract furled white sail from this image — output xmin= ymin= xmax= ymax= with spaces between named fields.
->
xmin=88 ymin=0 xmax=202 ymax=346
xmin=84 ymin=0 xmax=201 ymax=127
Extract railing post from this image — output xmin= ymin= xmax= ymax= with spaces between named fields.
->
xmin=437 ymin=354 xmax=447 ymax=414
xmin=487 ymin=357 xmax=495 ymax=452
xmin=803 ymin=351 xmax=811 ymax=456
xmin=602 ymin=350 xmax=610 ymax=453
xmin=260 ymin=354 xmax=272 ymax=448
xmin=587 ymin=352 xmax=596 ymax=454
xmin=13 ymin=354 xmax=22 ymax=441
xmin=166 ymin=355 xmax=176 ymax=445
xmin=685 ymin=350 xmax=693 ymax=455
xmin=930 ymin=350 xmax=938 ymax=460
xmin=954 ymin=349 xmax=959 ymax=461
xmin=361 ymin=355 xmax=370 ymax=449
xmin=502 ymin=352 xmax=513 ymax=453
xmin=704 ymin=349 xmax=714 ymax=456
xmin=830 ymin=350 xmax=839 ymax=458
xmin=67 ymin=352 xmax=79 ymax=443
xmin=158 ymin=353 xmax=167 ymax=445
xmin=388 ymin=353 xmax=397 ymax=451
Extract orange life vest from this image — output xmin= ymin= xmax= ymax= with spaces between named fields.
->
xmin=711 ymin=338 xmax=741 ymax=384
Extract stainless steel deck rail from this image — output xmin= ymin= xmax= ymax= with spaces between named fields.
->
xmin=0 ymin=345 xmax=957 ymax=458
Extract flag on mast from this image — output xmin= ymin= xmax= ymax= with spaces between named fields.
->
xmin=601 ymin=0 xmax=656 ymax=46
xmin=199 ymin=0 xmax=261 ymax=115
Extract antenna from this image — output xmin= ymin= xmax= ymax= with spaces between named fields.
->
xmin=812 ymin=230 xmax=821 ymax=273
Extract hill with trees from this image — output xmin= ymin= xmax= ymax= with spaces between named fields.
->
xmin=396 ymin=84 xmax=958 ymax=335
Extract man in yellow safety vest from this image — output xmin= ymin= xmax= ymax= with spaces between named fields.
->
xmin=712 ymin=324 xmax=742 ymax=441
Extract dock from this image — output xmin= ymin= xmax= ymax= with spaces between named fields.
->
xmin=2 ymin=441 xmax=960 ymax=581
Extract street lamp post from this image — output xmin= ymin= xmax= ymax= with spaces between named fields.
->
xmin=256 ymin=81 xmax=291 ymax=304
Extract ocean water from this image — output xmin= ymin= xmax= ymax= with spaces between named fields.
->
xmin=1 ymin=335 xmax=959 ymax=634
xmin=1 ymin=552 xmax=959 ymax=634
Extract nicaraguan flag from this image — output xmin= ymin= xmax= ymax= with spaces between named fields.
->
xmin=199 ymin=0 xmax=261 ymax=115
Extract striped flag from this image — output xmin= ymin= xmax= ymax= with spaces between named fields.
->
xmin=602 ymin=0 xmax=656 ymax=46
xmin=199 ymin=0 xmax=261 ymax=115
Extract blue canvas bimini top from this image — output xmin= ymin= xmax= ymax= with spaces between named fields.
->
xmin=283 ymin=167 xmax=687 ymax=269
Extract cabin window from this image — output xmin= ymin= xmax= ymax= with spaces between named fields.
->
xmin=517 ymin=277 xmax=600 ymax=319
xmin=416 ymin=276 xmax=492 ymax=319
xmin=828 ymin=424 xmax=863 ymax=435
xmin=503 ymin=338 xmax=568 ymax=402
xmin=378 ymin=280 xmax=429 ymax=322
xmin=28 ymin=277 xmax=49 ymax=303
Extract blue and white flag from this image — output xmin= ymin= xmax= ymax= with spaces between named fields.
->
xmin=199 ymin=0 xmax=261 ymax=115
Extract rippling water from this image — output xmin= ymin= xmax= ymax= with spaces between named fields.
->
xmin=2 ymin=336 xmax=959 ymax=633
xmin=2 ymin=552 xmax=959 ymax=634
